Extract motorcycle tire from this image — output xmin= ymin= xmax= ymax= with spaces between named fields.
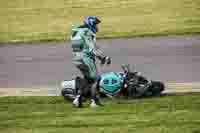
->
xmin=149 ymin=81 xmax=165 ymax=96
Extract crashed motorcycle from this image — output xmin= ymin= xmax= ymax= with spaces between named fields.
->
xmin=61 ymin=64 xmax=165 ymax=101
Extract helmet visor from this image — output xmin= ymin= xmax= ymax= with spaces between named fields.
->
xmin=95 ymin=18 xmax=101 ymax=24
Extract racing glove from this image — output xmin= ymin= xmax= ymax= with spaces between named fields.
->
xmin=100 ymin=56 xmax=111 ymax=65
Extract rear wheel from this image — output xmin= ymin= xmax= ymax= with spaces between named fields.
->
xmin=150 ymin=81 xmax=165 ymax=95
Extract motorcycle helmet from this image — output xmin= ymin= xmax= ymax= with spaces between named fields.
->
xmin=84 ymin=16 xmax=101 ymax=33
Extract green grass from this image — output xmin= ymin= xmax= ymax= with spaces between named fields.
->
xmin=0 ymin=0 xmax=200 ymax=43
xmin=1 ymin=95 xmax=200 ymax=133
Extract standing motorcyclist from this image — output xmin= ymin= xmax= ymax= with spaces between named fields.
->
xmin=70 ymin=16 xmax=111 ymax=108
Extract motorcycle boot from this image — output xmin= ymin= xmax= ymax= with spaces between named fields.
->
xmin=73 ymin=95 xmax=83 ymax=107
xmin=88 ymin=79 xmax=103 ymax=107
xmin=90 ymin=96 xmax=103 ymax=107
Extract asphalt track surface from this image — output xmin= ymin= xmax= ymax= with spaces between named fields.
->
xmin=0 ymin=35 xmax=200 ymax=95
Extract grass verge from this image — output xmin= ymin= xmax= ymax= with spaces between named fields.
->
xmin=0 ymin=95 xmax=200 ymax=133
xmin=0 ymin=0 xmax=200 ymax=43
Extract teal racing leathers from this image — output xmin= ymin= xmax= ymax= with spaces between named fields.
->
xmin=70 ymin=25 xmax=107 ymax=107
xmin=71 ymin=25 xmax=106 ymax=80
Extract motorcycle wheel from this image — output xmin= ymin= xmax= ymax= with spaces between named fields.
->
xmin=150 ymin=81 xmax=165 ymax=96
